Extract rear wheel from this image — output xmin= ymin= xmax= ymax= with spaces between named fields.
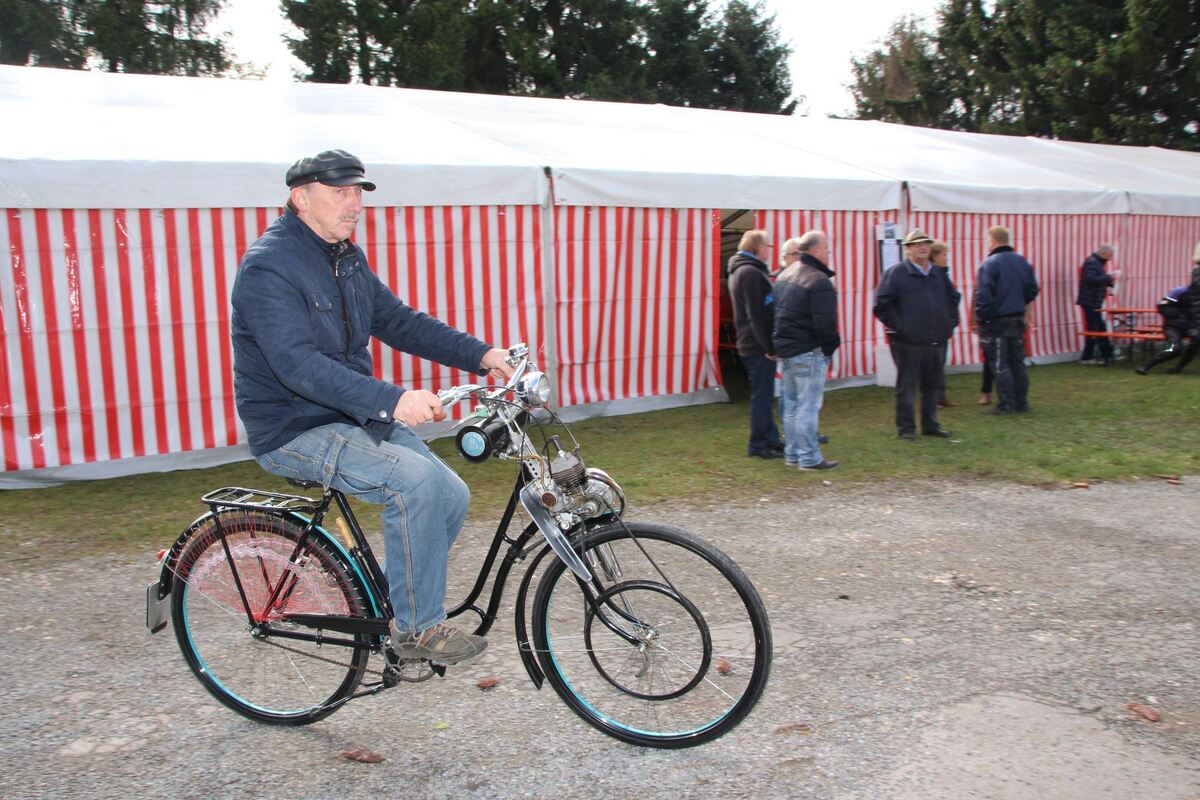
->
xmin=531 ymin=522 xmax=771 ymax=747
xmin=170 ymin=511 xmax=371 ymax=724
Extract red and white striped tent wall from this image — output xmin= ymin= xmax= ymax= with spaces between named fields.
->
xmin=552 ymin=205 xmax=721 ymax=408
xmin=0 ymin=204 xmax=547 ymax=475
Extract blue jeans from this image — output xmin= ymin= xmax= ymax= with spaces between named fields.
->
xmin=781 ymin=351 xmax=828 ymax=466
xmin=741 ymin=354 xmax=782 ymax=455
xmin=255 ymin=422 xmax=470 ymax=634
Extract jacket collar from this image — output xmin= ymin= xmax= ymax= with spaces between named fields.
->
xmin=731 ymin=251 xmax=770 ymax=273
xmin=990 ymin=245 xmax=1015 ymax=255
xmin=798 ymin=252 xmax=835 ymax=277
xmin=282 ymin=208 xmax=358 ymax=270
xmin=904 ymin=259 xmax=933 ymax=276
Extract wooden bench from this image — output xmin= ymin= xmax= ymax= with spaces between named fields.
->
xmin=1080 ymin=329 xmax=1166 ymax=364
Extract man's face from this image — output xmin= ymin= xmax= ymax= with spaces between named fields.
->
xmin=906 ymin=242 xmax=931 ymax=264
xmin=756 ymin=239 xmax=773 ymax=262
xmin=296 ymin=183 xmax=364 ymax=243
xmin=1098 ymin=249 xmax=1114 ymax=262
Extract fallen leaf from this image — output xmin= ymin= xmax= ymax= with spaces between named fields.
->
xmin=476 ymin=676 xmax=500 ymax=690
xmin=1126 ymin=703 xmax=1161 ymax=722
xmin=340 ymin=747 xmax=385 ymax=763
xmin=1153 ymin=473 xmax=1180 ymax=481
xmin=433 ymin=721 xmax=451 ymax=731
xmin=1165 ymin=479 xmax=1183 ymax=486
xmin=773 ymin=722 xmax=814 ymax=735
xmin=1071 ymin=482 xmax=1090 ymax=489
xmin=715 ymin=658 xmax=733 ymax=675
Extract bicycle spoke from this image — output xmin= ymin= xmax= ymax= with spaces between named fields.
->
xmin=173 ymin=512 xmax=370 ymax=723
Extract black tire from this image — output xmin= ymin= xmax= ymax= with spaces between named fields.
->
xmin=170 ymin=511 xmax=371 ymax=725
xmin=531 ymin=521 xmax=772 ymax=748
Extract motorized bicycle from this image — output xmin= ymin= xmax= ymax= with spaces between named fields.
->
xmin=147 ymin=344 xmax=772 ymax=748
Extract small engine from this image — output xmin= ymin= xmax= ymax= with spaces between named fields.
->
xmin=544 ymin=439 xmax=625 ymax=520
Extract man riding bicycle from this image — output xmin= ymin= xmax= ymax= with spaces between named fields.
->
xmin=230 ymin=149 xmax=514 ymax=665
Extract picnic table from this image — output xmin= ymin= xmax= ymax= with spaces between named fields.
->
xmin=1079 ymin=307 xmax=1165 ymax=363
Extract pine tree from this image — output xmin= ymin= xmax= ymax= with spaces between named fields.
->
xmin=710 ymin=0 xmax=795 ymax=113
xmin=643 ymin=0 xmax=717 ymax=107
xmin=0 ymin=0 xmax=88 ymax=67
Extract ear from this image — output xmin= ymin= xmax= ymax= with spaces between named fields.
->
xmin=290 ymin=186 xmax=309 ymax=212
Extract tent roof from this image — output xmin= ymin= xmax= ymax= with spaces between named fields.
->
xmin=0 ymin=66 xmax=547 ymax=208
xmin=4 ymin=65 xmax=1200 ymax=216
xmin=395 ymin=89 xmax=901 ymax=210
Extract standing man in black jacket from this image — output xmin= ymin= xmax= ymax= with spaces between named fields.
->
xmin=873 ymin=229 xmax=961 ymax=440
xmin=728 ymin=229 xmax=784 ymax=459
xmin=975 ymin=226 xmax=1040 ymax=413
xmin=773 ymin=231 xmax=840 ymax=470
xmin=1077 ymin=245 xmax=1120 ymax=365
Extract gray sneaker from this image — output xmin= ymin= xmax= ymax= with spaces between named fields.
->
xmin=390 ymin=621 xmax=488 ymax=665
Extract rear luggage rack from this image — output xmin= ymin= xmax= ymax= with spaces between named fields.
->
xmin=200 ymin=486 xmax=323 ymax=513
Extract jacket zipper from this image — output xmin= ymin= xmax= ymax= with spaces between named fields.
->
xmin=330 ymin=246 xmax=353 ymax=358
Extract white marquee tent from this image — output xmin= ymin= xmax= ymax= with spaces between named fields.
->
xmin=2 ymin=65 xmax=1199 ymax=485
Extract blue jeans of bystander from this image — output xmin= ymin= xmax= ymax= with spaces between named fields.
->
xmin=781 ymin=350 xmax=828 ymax=467
xmin=255 ymin=421 xmax=470 ymax=634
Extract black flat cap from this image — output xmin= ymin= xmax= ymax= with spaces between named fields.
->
xmin=285 ymin=149 xmax=377 ymax=191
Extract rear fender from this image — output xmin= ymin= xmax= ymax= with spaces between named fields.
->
xmin=151 ymin=510 xmax=381 ymax=618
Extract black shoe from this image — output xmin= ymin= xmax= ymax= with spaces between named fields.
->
xmin=768 ymin=441 xmax=785 ymax=452
xmin=749 ymin=449 xmax=785 ymax=460
xmin=922 ymin=428 xmax=952 ymax=437
xmin=898 ymin=431 xmax=917 ymax=440
xmin=818 ymin=435 xmax=830 ymax=445
xmin=1136 ymin=365 xmax=1150 ymax=375
xmin=984 ymin=406 xmax=1014 ymax=415
xmin=797 ymin=459 xmax=839 ymax=471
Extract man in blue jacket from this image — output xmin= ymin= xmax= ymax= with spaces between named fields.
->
xmin=975 ymin=226 xmax=1040 ymax=414
xmin=873 ymin=229 xmax=961 ymax=439
xmin=231 ymin=150 xmax=514 ymax=665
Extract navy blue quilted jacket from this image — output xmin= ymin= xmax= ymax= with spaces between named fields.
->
xmin=231 ymin=210 xmax=489 ymax=456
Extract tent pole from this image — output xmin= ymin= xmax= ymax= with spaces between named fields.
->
xmin=538 ymin=168 xmax=560 ymax=401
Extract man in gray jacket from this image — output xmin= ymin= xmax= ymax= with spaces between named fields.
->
xmin=231 ymin=150 xmax=513 ymax=665
xmin=773 ymin=231 xmax=840 ymax=470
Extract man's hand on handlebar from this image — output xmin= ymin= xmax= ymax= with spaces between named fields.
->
xmin=393 ymin=389 xmax=446 ymax=425
xmin=481 ymin=347 xmax=517 ymax=382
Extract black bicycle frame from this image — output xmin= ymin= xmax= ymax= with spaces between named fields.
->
xmin=229 ymin=470 xmax=544 ymax=656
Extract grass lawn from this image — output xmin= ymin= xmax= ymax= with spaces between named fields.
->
xmin=1 ymin=358 xmax=1195 ymax=563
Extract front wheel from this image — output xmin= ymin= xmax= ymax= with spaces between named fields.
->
xmin=531 ymin=522 xmax=772 ymax=747
xmin=170 ymin=511 xmax=371 ymax=724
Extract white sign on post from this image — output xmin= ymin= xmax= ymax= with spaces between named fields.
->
xmin=876 ymin=221 xmax=901 ymax=274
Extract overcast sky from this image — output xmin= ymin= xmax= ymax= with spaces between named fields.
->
xmin=215 ymin=0 xmax=944 ymax=118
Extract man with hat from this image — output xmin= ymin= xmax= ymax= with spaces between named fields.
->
xmin=872 ymin=229 xmax=961 ymax=439
xmin=230 ymin=149 xmax=515 ymax=666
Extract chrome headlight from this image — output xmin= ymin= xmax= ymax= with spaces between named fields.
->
xmin=517 ymin=371 xmax=552 ymax=407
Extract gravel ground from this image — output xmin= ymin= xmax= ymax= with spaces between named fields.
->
xmin=1 ymin=477 xmax=1197 ymax=800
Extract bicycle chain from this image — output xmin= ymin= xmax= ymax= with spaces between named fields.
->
xmin=259 ymin=635 xmax=386 ymax=677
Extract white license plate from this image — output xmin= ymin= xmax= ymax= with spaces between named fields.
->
xmin=146 ymin=581 xmax=170 ymax=634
